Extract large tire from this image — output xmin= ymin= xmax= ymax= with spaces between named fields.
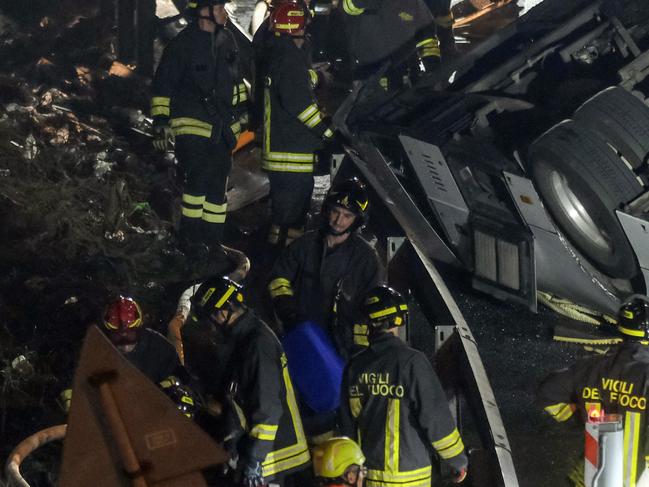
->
xmin=574 ymin=86 xmax=649 ymax=169
xmin=528 ymin=120 xmax=643 ymax=279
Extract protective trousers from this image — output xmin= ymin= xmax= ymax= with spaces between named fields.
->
xmin=175 ymin=134 xmax=232 ymax=248
xmin=267 ymin=171 xmax=314 ymax=246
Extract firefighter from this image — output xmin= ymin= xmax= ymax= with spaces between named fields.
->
xmin=263 ymin=1 xmax=335 ymax=247
xmin=150 ymin=0 xmax=248 ymax=256
xmin=339 ymin=286 xmax=469 ymax=486
xmin=340 ymin=0 xmax=441 ymax=85
xmin=538 ymin=295 xmax=649 ymax=487
xmin=268 ymin=177 xmax=384 ymax=359
xmin=189 ymin=276 xmax=310 ymax=486
xmin=313 ymin=437 xmax=367 ymax=487
xmin=60 ymin=296 xmax=184 ymax=412
xmin=423 ymin=0 xmax=456 ymax=59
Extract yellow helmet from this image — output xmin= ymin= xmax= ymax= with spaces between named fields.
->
xmin=313 ymin=437 xmax=365 ymax=479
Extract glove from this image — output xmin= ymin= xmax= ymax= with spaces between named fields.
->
xmin=242 ymin=459 xmax=265 ymax=487
xmin=152 ymin=124 xmax=175 ymax=152
xmin=452 ymin=467 xmax=467 ymax=484
xmin=273 ymin=295 xmax=298 ymax=329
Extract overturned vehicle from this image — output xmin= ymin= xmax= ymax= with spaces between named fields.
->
xmin=330 ymin=0 xmax=649 ymax=318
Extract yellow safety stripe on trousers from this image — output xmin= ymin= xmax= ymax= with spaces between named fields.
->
xmin=385 ymin=398 xmax=400 ymax=473
xmin=308 ymin=69 xmax=319 ymax=88
xmin=369 ymin=304 xmax=408 ymax=319
xmin=204 ymin=201 xmax=227 ymax=213
xmin=417 ymin=37 xmax=440 ymax=58
xmin=544 ymin=402 xmax=575 ymax=422
xmin=269 ymin=278 xmax=294 ymax=298
xmin=262 ymin=355 xmax=310 ymax=477
xmin=263 ymin=159 xmax=314 ymax=173
xmin=434 ymin=13 xmax=454 ymax=28
xmin=432 ymin=428 xmax=464 ymax=460
xmin=297 ymin=104 xmax=318 ymax=123
xmin=183 ymin=194 xmax=206 ymax=205
xmin=365 ymin=466 xmax=432 ymax=486
xmin=182 ymin=207 xmax=203 ymax=218
xmin=151 ymin=96 xmax=170 ymax=117
xmin=170 ymin=117 xmax=212 ymax=138
xmin=303 ymin=109 xmax=324 ymax=130
xmin=250 ymin=423 xmax=279 ymax=441
xmin=232 ymin=83 xmax=249 ymax=105
xmin=353 ymin=324 xmax=369 ymax=346
xmin=231 ymin=121 xmax=242 ymax=138
xmin=624 ymin=411 xmax=641 ymax=487
xmin=342 ymin=0 xmax=364 ymax=15
xmin=202 ymin=212 xmax=226 ymax=223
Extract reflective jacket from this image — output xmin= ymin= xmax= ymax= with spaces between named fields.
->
xmin=538 ymin=342 xmax=649 ymax=487
xmin=151 ymin=23 xmax=248 ymax=147
xmin=340 ymin=333 xmax=468 ymax=487
xmin=341 ymin=0 xmax=437 ymax=68
xmin=268 ymin=229 xmax=384 ymax=358
xmin=263 ymin=35 xmax=333 ymax=173
xmin=224 ymin=311 xmax=310 ymax=480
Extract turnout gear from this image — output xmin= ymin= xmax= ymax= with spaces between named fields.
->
xmin=313 ymin=437 xmax=365 ymax=479
xmin=221 ymin=310 xmax=310 ymax=481
xmin=362 ymin=285 xmax=408 ymax=331
xmin=617 ymin=295 xmax=649 ymax=341
xmin=151 ymin=19 xmax=247 ymax=247
xmin=152 ymin=123 xmax=175 ymax=152
xmin=263 ymin=31 xmax=334 ymax=235
xmin=323 ymin=178 xmax=370 ymax=233
xmin=160 ymin=376 xmax=198 ymax=419
xmin=340 ymin=333 xmax=468 ymax=487
xmin=538 ymin=340 xmax=649 ymax=487
xmin=243 ymin=459 xmax=266 ymax=486
xmin=268 ymin=229 xmax=384 ymax=358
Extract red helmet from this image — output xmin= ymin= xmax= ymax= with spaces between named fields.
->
xmin=103 ymin=296 xmax=143 ymax=349
xmin=270 ymin=2 xmax=307 ymax=35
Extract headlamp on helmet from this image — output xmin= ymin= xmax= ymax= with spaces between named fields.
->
xmin=362 ymin=286 xmax=408 ymax=331
xmin=191 ymin=276 xmax=244 ymax=323
xmin=617 ymin=295 xmax=649 ymax=341
xmin=313 ymin=437 xmax=365 ymax=480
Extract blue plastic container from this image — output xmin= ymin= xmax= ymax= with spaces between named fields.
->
xmin=281 ymin=321 xmax=344 ymax=414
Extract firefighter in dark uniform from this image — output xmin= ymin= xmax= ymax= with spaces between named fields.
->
xmin=423 ymin=0 xmax=455 ymax=59
xmin=150 ymin=0 xmax=248 ymax=255
xmin=268 ymin=178 xmax=384 ymax=360
xmin=60 ymin=296 xmax=184 ymax=412
xmin=340 ymin=0 xmax=441 ymax=84
xmin=538 ymin=295 xmax=649 ymax=487
xmin=339 ymin=286 xmax=469 ymax=486
xmin=263 ymin=1 xmax=335 ymax=247
xmin=189 ymin=276 xmax=310 ymax=486
xmin=313 ymin=436 xmax=367 ymax=487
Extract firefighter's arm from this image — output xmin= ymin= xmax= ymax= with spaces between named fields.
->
xmin=268 ymin=241 xmax=303 ymax=327
xmin=276 ymin=57 xmax=333 ymax=141
xmin=337 ymin=365 xmax=358 ymax=438
xmin=537 ymin=368 xmax=578 ymax=422
xmin=151 ymin=41 xmax=183 ymax=150
xmin=245 ymin=343 xmax=284 ymax=462
xmin=416 ymin=25 xmax=441 ymax=72
xmin=411 ymin=354 xmax=468 ymax=472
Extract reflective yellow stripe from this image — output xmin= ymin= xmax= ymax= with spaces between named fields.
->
xmin=619 ymin=325 xmax=646 ymax=337
xmin=624 ymin=412 xmax=641 ymax=487
xmin=251 ymin=424 xmax=279 ymax=441
xmin=432 ymin=428 xmax=464 ymax=460
xmin=233 ymin=399 xmax=248 ymax=431
xmin=215 ymin=285 xmax=237 ymax=308
xmin=434 ymin=13 xmax=454 ymax=28
xmin=171 ymin=117 xmax=212 ymax=138
xmin=366 ymin=466 xmax=432 ymax=486
xmin=544 ymin=402 xmax=574 ymax=422
xmin=263 ymin=160 xmax=314 ymax=173
xmin=323 ymin=128 xmax=334 ymax=139
xmin=182 ymin=207 xmax=203 ymax=218
xmin=264 ymin=152 xmax=315 ymax=163
xmin=350 ymin=397 xmax=362 ymax=418
xmin=343 ymin=0 xmax=364 ymax=15
xmin=297 ymin=104 xmax=318 ymax=123
xmin=183 ymin=194 xmax=206 ymax=205
xmin=353 ymin=324 xmax=369 ymax=346
xmin=151 ymin=96 xmax=170 ymax=116
xmin=417 ymin=37 xmax=440 ymax=58
xmin=204 ymin=201 xmax=227 ymax=213
xmin=308 ymin=69 xmax=319 ymax=88
xmin=202 ymin=212 xmax=226 ymax=223
xmin=385 ymin=398 xmax=400 ymax=473
xmin=262 ymin=355 xmax=310 ymax=477
xmin=304 ymin=110 xmax=323 ymax=129
xmin=369 ymin=307 xmax=398 ymax=319
xmin=269 ymin=278 xmax=294 ymax=298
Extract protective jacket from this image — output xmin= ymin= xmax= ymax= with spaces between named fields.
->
xmin=538 ymin=342 xmax=649 ymax=487
xmin=268 ymin=229 xmax=383 ymax=357
xmin=151 ymin=22 xmax=248 ymax=148
xmin=339 ymin=333 xmax=468 ymax=487
xmin=223 ymin=310 xmax=310 ymax=480
xmin=123 ymin=328 xmax=182 ymax=385
xmin=341 ymin=0 xmax=437 ymax=69
xmin=263 ymin=35 xmax=333 ymax=174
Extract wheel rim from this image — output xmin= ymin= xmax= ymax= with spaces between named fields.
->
xmin=549 ymin=170 xmax=613 ymax=254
